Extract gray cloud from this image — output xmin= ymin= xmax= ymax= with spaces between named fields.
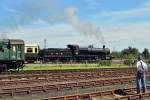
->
xmin=0 ymin=32 xmax=7 ymax=39
xmin=0 ymin=0 xmax=59 ymax=39
xmin=0 ymin=0 xmax=58 ymax=31
xmin=100 ymin=1 xmax=150 ymax=18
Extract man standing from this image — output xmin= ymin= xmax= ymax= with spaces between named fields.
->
xmin=136 ymin=55 xmax=148 ymax=94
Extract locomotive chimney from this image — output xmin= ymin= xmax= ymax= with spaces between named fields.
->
xmin=103 ymin=45 xmax=105 ymax=49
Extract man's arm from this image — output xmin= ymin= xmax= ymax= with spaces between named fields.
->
xmin=136 ymin=62 xmax=140 ymax=72
xmin=145 ymin=64 xmax=148 ymax=71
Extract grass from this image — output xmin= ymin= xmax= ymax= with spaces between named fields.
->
xmin=23 ymin=64 xmax=132 ymax=71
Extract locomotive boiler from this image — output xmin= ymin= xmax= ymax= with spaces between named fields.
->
xmin=67 ymin=44 xmax=111 ymax=62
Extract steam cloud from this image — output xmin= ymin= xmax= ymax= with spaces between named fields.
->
xmin=64 ymin=7 xmax=105 ymax=44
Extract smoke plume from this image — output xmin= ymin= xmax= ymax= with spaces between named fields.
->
xmin=64 ymin=7 xmax=105 ymax=44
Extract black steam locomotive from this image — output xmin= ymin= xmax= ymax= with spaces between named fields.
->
xmin=25 ymin=44 xmax=111 ymax=63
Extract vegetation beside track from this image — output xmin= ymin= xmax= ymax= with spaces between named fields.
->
xmin=23 ymin=64 xmax=131 ymax=70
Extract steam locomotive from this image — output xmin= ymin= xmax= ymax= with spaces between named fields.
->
xmin=25 ymin=44 xmax=111 ymax=63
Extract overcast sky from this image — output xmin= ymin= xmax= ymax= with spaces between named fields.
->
xmin=0 ymin=0 xmax=150 ymax=52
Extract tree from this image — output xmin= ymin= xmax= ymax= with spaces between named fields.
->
xmin=142 ymin=48 xmax=149 ymax=59
xmin=121 ymin=46 xmax=139 ymax=59
xmin=111 ymin=51 xmax=121 ymax=59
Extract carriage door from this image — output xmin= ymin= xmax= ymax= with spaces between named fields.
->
xmin=12 ymin=45 xmax=20 ymax=60
xmin=16 ymin=45 xmax=22 ymax=60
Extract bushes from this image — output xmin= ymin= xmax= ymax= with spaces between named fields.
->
xmin=98 ymin=60 xmax=111 ymax=66
xmin=123 ymin=59 xmax=135 ymax=66
xmin=145 ymin=60 xmax=150 ymax=64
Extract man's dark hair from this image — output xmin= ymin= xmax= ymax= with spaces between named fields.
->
xmin=137 ymin=55 xmax=142 ymax=60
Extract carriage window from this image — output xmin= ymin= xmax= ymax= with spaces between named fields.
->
xmin=17 ymin=45 xmax=21 ymax=51
xmin=27 ymin=48 xmax=33 ymax=53
xmin=35 ymin=48 xmax=37 ymax=53
xmin=13 ymin=46 xmax=16 ymax=52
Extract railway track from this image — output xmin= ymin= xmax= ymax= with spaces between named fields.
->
xmin=1 ymin=68 xmax=150 ymax=82
xmin=0 ymin=75 xmax=150 ymax=88
xmin=0 ymin=76 xmax=150 ymax=96
xmin=0 ymin=70 xmax=140 ymax=81
xmin=0 ymin=68 xmax=149 ymax=100
xmin=0 ymin=72 xmax=135 ymax=81
xmin=36 ymin=86 xmax=150 ymax=100
xmin=0 ymin=69 xmax=149 ymax=91
xmin=0 ymin=71 xmax=142 ymax=89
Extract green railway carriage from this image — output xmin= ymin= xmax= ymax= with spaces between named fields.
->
xmin=0 ymin=39 xmax=24 ymax=71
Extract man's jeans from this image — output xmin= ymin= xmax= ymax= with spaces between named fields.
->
xmin=136 ymin=72 xmax=146 ymax=94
